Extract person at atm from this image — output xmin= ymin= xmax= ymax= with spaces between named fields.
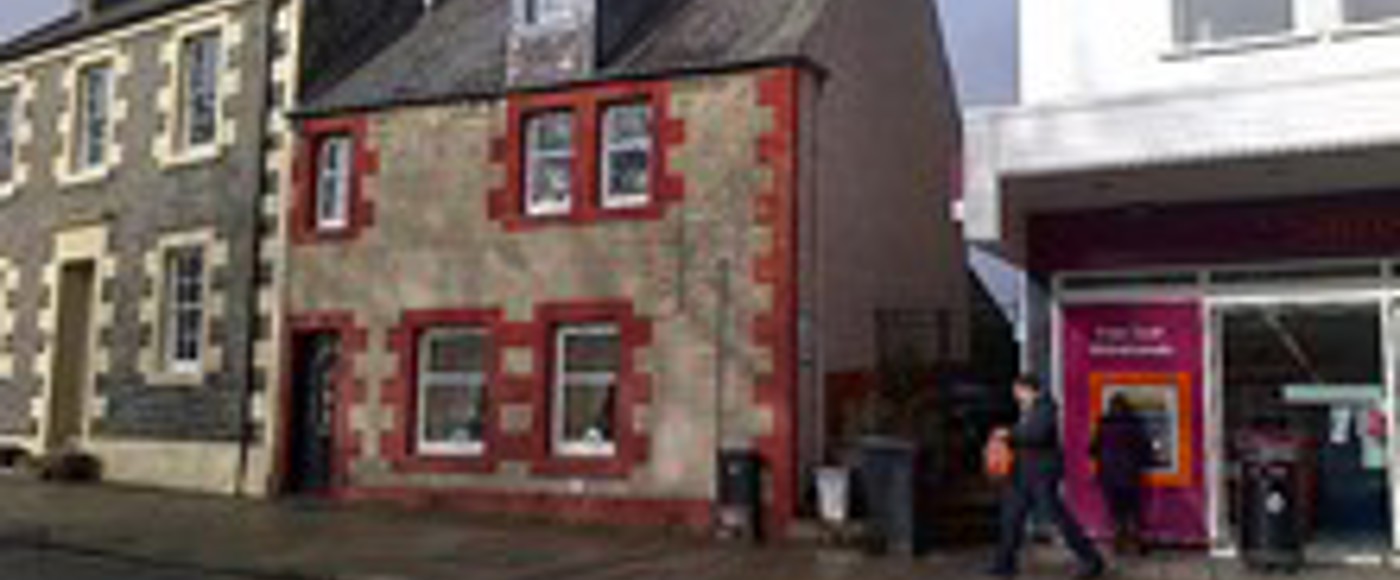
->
xmin=1091 ymin=394 xmax=1153 ymax=555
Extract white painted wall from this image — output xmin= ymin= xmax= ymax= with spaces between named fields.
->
xmin=1021 ymin=0 xmax=1400 ymax=104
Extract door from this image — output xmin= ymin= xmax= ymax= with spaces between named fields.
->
xmin=1217 ymin=301 xmax=1391 ymax=545
xmin=286 ymin=332 xmax=341 ymax=494
xmin=47 ymin=260 xmax=96 ymax=451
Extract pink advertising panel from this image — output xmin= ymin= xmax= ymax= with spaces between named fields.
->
xmin=1061 ymin=301 xmax=1208 ymax=545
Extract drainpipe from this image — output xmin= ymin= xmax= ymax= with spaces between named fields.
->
xmin=234 ymin=0 xmax=281 ymax=498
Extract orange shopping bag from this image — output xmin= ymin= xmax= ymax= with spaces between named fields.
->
xmin=984 ymin=432 xmax=1014 ymax=480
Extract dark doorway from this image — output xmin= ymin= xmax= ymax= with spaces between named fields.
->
xmin=285 ymin=332 xmax=341 ymax=495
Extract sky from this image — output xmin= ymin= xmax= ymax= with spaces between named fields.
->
xmin=0 ymin=0 xmax=1018 ymax=106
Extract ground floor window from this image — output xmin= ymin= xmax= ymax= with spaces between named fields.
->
xmin=416 ymin=327 xmax=490 ymax=455
xmin=553 ymin=324 xmax=620 ymax=457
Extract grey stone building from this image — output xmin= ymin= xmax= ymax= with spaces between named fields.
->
xmin=0 ymin=0 xmax=419 ymax=494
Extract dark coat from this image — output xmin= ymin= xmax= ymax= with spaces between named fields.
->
xmin=1092 ymin=410 xmax=1153 ymax=490
xmin=1009 ymin=395 xmax=1065 ymax=483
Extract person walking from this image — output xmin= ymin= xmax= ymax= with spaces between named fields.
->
xmin=1091 ymin=393 xmax=1153 ymax=555
xmin=988 ymin=375 xmax=1105 ymax=579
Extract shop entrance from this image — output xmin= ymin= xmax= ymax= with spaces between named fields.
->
xmin=1215 ymin=301 xmax=1391 ymax=546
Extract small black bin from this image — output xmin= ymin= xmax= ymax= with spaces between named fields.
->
xmin=1238 ymin=432 xmax=1306 ymax=573
xmin=716 ymin=449 xmax=763 ymax=541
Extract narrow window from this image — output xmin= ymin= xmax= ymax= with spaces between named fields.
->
xmin=416 ymin=327 xmax=490 ymax=455
xmin=1344 ymin=0 xmax=1400 ymax=23
xmin=163 ymin=246 xmax=205 ymax=373
xmin=0 ymin=89 xmax=15 ymax=185
xmin=1175 ymin=0 xmax=1294 ymax=44
xmin=181 ymin=31 xmax=221 ymax=149
xmin=600 ymin=103 xmax=652 ymax=209
xmin=76 ymin=63 xmax=113 ymax=171
xmin=314 ymin=135 xmax=352 ymax=231
xmin=524 ymin=111 xmax=574 ymax=217
xmin=553 ymin=325 xmax=619 ymax=457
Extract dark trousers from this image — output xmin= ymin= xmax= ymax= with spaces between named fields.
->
xmin=1102 ymin=483 xmax=1143 ymax=552
xmin=994 ymin=474 xmax=1103 ymax=572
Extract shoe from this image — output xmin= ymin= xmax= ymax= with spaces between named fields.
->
xmin=1073 ymin=561 xmax=1105 ymax=580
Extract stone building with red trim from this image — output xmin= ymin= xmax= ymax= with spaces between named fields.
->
xmin=282 ymin=0 xmax=966 ymax=535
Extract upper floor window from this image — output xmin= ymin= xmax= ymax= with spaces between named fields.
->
xmin=525 ymin=111 xmax=574 ymax=217
xmin=163 ymin=245 xmax=205 ymax=374
xmin=180 ymin=30 xmax=221 ymax=150
xmin=1344 ymin=0 xmax=1400 ymax=23
xmin=76 ymin=62 xmax=113 ymax=171
xmin=1175 ymin=0 xmax=1294 ymax=45
xmin=519 ymin=0 xmax=572 ymax=27
xmin=315 ymin=135 xmax=353 ymax=231
xmin=417 ymin=327 xmax=490 ymax=456
xmin=0 ymin=89 xmax=15 ymax=185
xmin=552 ymin=324 xmax=619 ymax=457
xmin=601 ymin=103 xmax=652 ymax=209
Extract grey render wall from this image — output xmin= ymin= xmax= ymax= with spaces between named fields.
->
xmin=802 ymin=0 xmax=969 ymax=374
xmin=0 ymin=0 xmax=273 ymax=441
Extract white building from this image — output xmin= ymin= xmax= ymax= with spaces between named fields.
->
xmin=965 ymin=0 xmax=1400 ymax=561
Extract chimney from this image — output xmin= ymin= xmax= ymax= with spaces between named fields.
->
xmin=74 ymin=0 xmax=100 ymax=20
xmin=506 ymin=0 xmax=597 ymax=86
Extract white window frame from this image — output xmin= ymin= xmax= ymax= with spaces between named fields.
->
xmin=600 ymin=103 xmax=653 ymax=210
xmin=416 ymin=327 xmax=490 ymax=457
xmin=552 ymin=324 xmax=620 ymax=458
xmin=162 ymin=245 xmax=206 ymax=375
xmin=516 ymin=0 xmax=573 ymax=28
xmin=0 ymin=87 xmax=15 ymax=187
xmin=315 ymin=135 xmax=353 ymax=231
xmin=75 ymin=61 xmax=113 ymax=172
xmin=1338 ymin=0 xmax=1400 ymax=27
xmin=524 ymin=111 xmax=575 ymax=217
xmin=179 ymin=29 xmax=222 ymax=152
xmin=1172 ymin=0 xmax=1400 ymax=51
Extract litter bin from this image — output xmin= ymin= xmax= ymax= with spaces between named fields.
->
xmin=1237 ymin=431 xmax=1306 ymax=572
xmin=858 ymin=437 xmax=921 ymax=555
xmin=715 ymin=449 xmax=763 ymax=542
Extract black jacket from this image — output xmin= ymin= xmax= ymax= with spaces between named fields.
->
xmin=1010 ymin=395 xmax=1065 ymax=483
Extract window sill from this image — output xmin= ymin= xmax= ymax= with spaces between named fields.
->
xmin=600 ymin=195 xmax=650 ymax=211
xmin=554 ymin=444 xmax=617 ymax=459
xmin=58 ymin=165 xmax=115 ymax=189
xmin=160 ymin=144 xmax=223 ymax=170
xmin=1329 ymin=18 xmax=1400 ymax=41
xmin=1162 ymin=32 xmax=1319 ymax=61
xmin=146 ymin=369 xmax=205 ymax=387
xmin=417 ymin=444 xmax=486 ymax=458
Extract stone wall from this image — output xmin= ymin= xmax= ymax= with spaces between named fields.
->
xmin=288 ymin=68 xmax=799 ymax=526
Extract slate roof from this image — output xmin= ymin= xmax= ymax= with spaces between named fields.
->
xmin=299 ymin=0 xmax=830 ymax=116
xmin=0 ymin=0 xmax=208 ymax=62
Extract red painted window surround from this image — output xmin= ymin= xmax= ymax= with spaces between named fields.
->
xmin=382 ymin=308 xmax=506 ymax=475
xmin=494 ymin=299 xmax=654 ymax=479
xmin=489 ymin=81 xmax=686 ymax=231
xmin=277 ymin=312 xmax=368 ymax=497
xmin=291 ymin=117 xmax=379 ymax=245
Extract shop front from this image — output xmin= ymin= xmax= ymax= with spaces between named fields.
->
xmin=1034 ymin=190 xmax=1400 ymax=558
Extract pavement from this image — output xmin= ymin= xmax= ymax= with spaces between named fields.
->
xmin=0 ymin=477 xmax=1393 ymax=579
